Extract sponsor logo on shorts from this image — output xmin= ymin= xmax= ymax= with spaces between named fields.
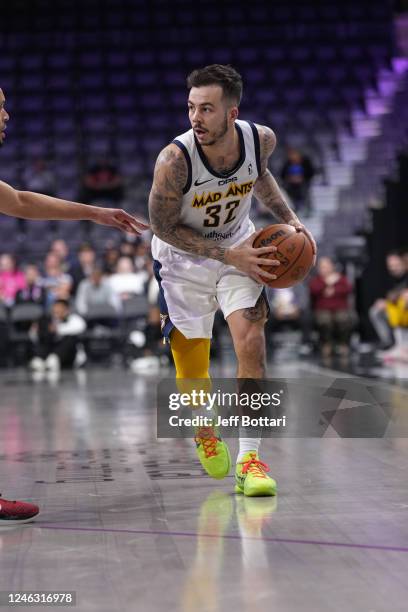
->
xmin=203 ymin=229 xmax=235 ymax=241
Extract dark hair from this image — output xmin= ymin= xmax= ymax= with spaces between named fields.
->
xmin=187 ymin=64 xmax=243 ymax=105
xmin=53 ymin=299 xmax=70 ymax=308
xmin=78 ymin=242 xmax=95 ymax=252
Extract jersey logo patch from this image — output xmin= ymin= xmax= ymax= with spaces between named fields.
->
xmin=194 ymin=178 xmax=213 ymax=186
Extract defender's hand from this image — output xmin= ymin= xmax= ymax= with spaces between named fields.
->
xmin=93 ymin=208 xmax=150 ymax=234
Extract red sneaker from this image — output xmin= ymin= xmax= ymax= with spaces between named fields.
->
xmin=0 ymin=495 xmax=39 ymax=525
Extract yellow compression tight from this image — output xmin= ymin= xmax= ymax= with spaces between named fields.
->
xmin=170 ymin=328 xmax=211 ymax=397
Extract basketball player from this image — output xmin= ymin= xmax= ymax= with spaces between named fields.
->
xmin=149 ymin=65 xmax=316 ymax=496
xmin=0 ymin=88 xmax=148 ymax=523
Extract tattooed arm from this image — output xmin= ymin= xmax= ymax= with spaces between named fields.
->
xmin=149 ymin=144 xmax=230 ymax=262
xmin=253 ymin=126 xmax=299 ymax=224
xmin=254 ymin=125 xmax=317 ymax=257
xmin=148 ymin=144 xmax=278 ymax=281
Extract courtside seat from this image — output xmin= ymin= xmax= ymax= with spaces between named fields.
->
xmin=156 ymin=50 xmax=183 ymax=66
xmin=46 ymin=53 xmax=72 ymax=71
xmin=19 ymin=96 xmax=46 ymax=114
xmin=245 ymin=68 xmax=266 ymax=86
xmin=49 ymin=96 xmax=72 ymax=113
xmin=0 ymin=56 xmax=16 ymax=71
xmin=122 ymin=295 xmax=149 ymax=330
xmin=106 ymin=52 xmax=129 ymax=69
xmin=9 ymin=303 xmax=45 ymax=365
xmin=112 ymin=94 xmax=135 ymax=112
xmin=77 ymin=73 xmax=105 ymax=91
xmin=51 ymin=117 xmax=76 ymax=135
xmin=133 ymin=72 xmax=157 ymax=88
xmin=77 ymin=52 xmax=103 ymax=69
xmin=206 ymin=48 xmax=234 ymax=65
xmin=46 ymin=74 xmax=72 ymax=92
xmin=19 ymin=55 xmax=44 ymax=71
xmin=139 ymin=93 xmax=162 ymax=109
xmin=53 ymin=139 xmax=77 ymax=156
xmin=82 ymin=116 xmax=109 ymax=133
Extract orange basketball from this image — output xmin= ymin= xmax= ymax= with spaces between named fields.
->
xmin=253 ymin=223 xmax=314 ymax=288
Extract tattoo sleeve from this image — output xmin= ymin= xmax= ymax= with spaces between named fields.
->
xmin=253 ymin=126 xmax=300 ymax=224
xmin=148 ymin=145 xmax=228 ymax=262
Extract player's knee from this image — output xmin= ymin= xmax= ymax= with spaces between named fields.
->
xmin=175 ymin=361 xmax=209 ymax=379
xmin=170 ymin=330 xmax=210 ymax=378
xmin=234 ymin=326 xmax=265 ymax=360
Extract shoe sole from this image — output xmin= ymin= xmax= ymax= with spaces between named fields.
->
xmin=0 ymin=515 xmax=39 ymax=526
xmin=234 ymin=483 xmax=277 ymax=497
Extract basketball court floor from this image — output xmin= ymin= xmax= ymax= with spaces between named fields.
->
xmin=0 ymin=352 xmax=408 ymax=612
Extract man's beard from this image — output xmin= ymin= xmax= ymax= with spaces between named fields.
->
xmin=205 ymin=114 xmax=229 ymax=146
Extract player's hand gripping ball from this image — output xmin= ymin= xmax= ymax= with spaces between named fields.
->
xmin=253 ymin=223 xmax=314 ymax=288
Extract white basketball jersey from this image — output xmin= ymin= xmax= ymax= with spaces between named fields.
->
xmin=152 ymin=119 xmax=261 ymax=257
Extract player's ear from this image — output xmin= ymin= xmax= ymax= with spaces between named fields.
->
xmin=230 ymin=106 xmax=239 ymax=121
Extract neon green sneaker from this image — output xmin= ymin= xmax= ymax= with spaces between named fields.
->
xmin=235 ymin=451 xmax=277 ymax=496
xmin=195 ymin=426 xmax=231 ymax=480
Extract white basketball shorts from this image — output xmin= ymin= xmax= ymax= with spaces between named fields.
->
xmin=152 ymin=239 xmax=265 ymax=340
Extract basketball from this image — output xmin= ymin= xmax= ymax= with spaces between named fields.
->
xmin=253 ymin=223 xmax=314 ymax=288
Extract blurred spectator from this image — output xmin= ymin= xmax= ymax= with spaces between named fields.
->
xmin=21 ymin=158 xmax=58 ymax=234
xmin=75 ymin=266 xmax=121 ymax=321
xmin=81 ymin=158 xmax=124 ymax=205
xmin=108 ymin=256 xmax=148 ymax=301
xmin=369 ymin=251 xmax=408 ymax=350
xmin=15 ymin=264 xmax=46 ymax=307
xmin=0 ymin=254 xmax=26 ymax=306
xmin=401 ymin=247 xmax=408 ymax=271
xmin=49 ymin=238 xmax=75 ymax=273
xmin=29 ymin=299 xmax=86 ymax=372
xmin=309 ymin=256 xmax=354 ymax=358
xmin=134 ymin=239 xmax=151 ymax=272
xmin=383 ymin=288 xmax=408 ymax=362
xmin=145 ymin=258 xmax=159 ymax=305
xmin=129 ymin=260 xmax=168 ymax=372
xmin=23 ymin=158 xmax=57 ymax=196
xmin=41 ymin=252 xmax=73 ymax=307
xmin=70 ymin=243 xmax=97 ymax=291
xmin=280 ymin=147 xmax=315 ymax=216
xmin=103 ymin=245 xmax=121 ymax=275
xmin=119 ymin=240 xmax=136 ymax=259
xmin=266 ymin=284 xmax=313 ymax=355
xmin=130 ymin=305 xmax=168 ymax=373
xmin=13 ymin=264 xmax=47 ymax=340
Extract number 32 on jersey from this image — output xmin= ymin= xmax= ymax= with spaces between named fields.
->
xmin=203 ymin=199 xmax=241 ymax=228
